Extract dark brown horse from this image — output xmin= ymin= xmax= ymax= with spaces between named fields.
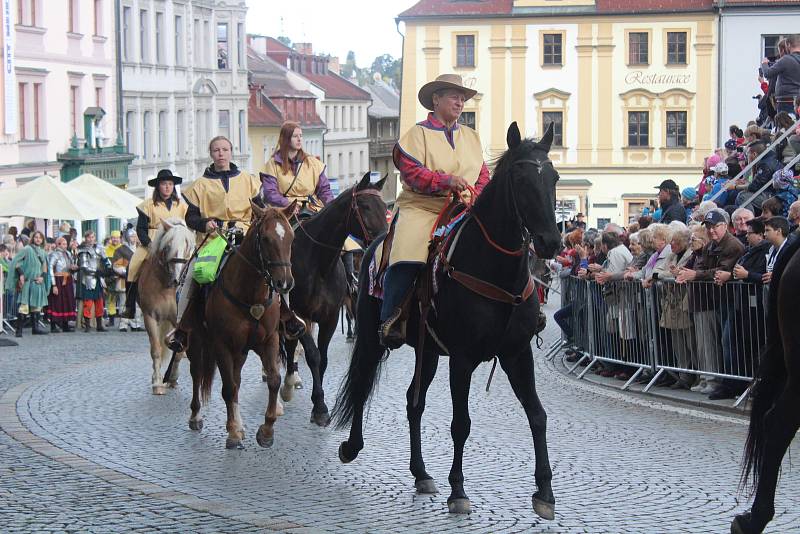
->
xmin=187 ymin=201 xmax=295 ymax=449
xmin=735 ymin=236 xmax=800 ymax=533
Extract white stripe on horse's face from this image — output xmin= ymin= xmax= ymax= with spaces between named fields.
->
xmin=275 ymin=221 xmax=286 ymax=241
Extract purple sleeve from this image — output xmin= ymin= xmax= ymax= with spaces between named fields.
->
xmin=260 ymin=172 xmax=289 ymax=207
xmin=316 ymin=166 xmax=334 ymax=204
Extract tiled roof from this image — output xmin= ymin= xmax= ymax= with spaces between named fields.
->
xmin=399 ymin=0 xmax=512 ymax=17
xmin=304 ymin=71 xmax=371 ymax=101
xmin=597 ymin=0 xmax=713 ymax=12
xmin=714 ymin=0 xmax=800 ymax=5
xmin=248 ymin=49 xmax=316 ymax=99
xmin=364 ymin=81 xmax=400 ymax=119
xmin=248 ymin=91 xmax=283 ymax=128
xmin=398 ymin=0 xmax=714 ymax=17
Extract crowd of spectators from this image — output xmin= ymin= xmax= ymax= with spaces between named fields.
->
xmin=1 ymin=222 xmax=142 ymax=338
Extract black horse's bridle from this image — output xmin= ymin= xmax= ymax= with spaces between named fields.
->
xmin=295 ymin=187 xmax=384 ymax=249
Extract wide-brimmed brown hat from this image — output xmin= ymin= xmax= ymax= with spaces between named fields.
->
xmin=418 ymin=74 xmax=477 ymax=111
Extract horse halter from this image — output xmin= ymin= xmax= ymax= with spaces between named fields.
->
xmin=227 ymin=216 xmax=291 ymax=295
xmin=347 ymin=188 xmax=384 ymax=245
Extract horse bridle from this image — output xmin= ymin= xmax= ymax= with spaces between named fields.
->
xmin=225 ymin=216 xmax=291 ymax=295
xmin=295 ymin=187 xmax=384 ymax=249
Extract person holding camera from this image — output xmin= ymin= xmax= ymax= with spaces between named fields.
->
xmin=761 ymin=35 xmax=800 ymax=118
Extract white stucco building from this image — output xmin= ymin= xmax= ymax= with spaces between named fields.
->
xmin=716 ymin=0 xmax=800 ymax=145
xmin=121 ymin=0 xmax=249 ymax=196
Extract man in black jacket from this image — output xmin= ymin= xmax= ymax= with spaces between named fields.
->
xmin=655 ymin=179 xmax=686 ymax=224
xmin=735 ymin=142 xmax=782 ymax=212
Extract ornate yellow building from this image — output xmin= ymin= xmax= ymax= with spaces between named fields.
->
xmin=398 ymin=0 xmax=717 ymax=226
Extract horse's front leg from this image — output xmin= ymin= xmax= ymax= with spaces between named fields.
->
xmin=499 ymin=345 xmax=555 ymax=520
xmin=300 ymin=332 xmax=329 ymax=426
xmin=144 ymin=314 xmax=167 ymax=395
xmin=216 ymin=342 xmax=244 ymax=449
xmin=407 ymin=351 xmax=440 ymax=494
xmin=447 ymin=356 xmax=478 ymax=514
xmin=280 ymin=337 xmax=300 ymax=401
xmin=187 ymin=344 xmax=203 ymax=431
xmin=256 ymin=334 xmax=282 ymax=448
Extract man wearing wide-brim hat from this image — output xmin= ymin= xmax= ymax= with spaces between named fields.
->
xmin=379 ymin=74 xmax=491 ymax=348
xmin=121 ymin=169 xmax=188 ymax=318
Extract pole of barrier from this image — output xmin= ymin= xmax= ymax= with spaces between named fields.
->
xmin=737 ymin=150 xmax=800 ymax=211
xmin=708 ymin=116 xmax=800 ymax=204
xmin=0 ymin=266 xmax=4 ymax=334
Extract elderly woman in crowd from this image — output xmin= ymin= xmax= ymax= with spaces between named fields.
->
xmin=5 ymin=230 xmax=51 ymax=337
xmin=47 ymin=237 xmax=77 ymax=333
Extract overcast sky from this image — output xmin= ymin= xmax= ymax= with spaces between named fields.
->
xmin=245 ymin=0 xmax=418 ymax=67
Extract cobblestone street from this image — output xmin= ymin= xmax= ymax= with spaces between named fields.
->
xmin=1 ymin=302 xmax=799 ymax=533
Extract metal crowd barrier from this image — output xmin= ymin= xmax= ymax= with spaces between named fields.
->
xmin=551 ymin=276 xmax=766 ymax=407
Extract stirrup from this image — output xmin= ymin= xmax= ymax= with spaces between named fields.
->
xmin=378 ymin=307 xmax=405 ymax=349
xmin=165 ymin=328 xmax=188 ymax=353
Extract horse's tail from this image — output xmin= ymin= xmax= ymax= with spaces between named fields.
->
xmin=739 ymin=239 xmax=800 ymax=493
xmin=331 ymin=236 xmax=388 ymax=430
xmin=195 ymin=332 xmax=217 ymax=405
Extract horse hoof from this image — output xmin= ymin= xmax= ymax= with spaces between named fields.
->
xmin=225 ymin=438 xmax=245 ymax=450
xmin=188 ymin=419 xmax=203 ymax=431
xmin=447 ymin=498 xmax=471 ymax=515
xmin=167 ymin=380 xmax=178 ymax=389
xmin=152 ymin=385 xmax=166 ymax=395
xmin=338 ymin=442 xmax=358 ymax=464
xmin=731 ymin=513 xmax=761 ymax=534
xmin=310 ymin=411 xmax=330 ymax=427
xmin=532 ymin=495 xmax=555 ymax=521
xmin=280 ymin=383 xmax=295 ymax=402
xmin=415 ymin=478 xmax=438 ymax=494
xmin=256 ymin=429 xmax=274 ymax=448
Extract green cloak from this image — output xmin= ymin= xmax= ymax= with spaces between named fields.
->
xmin=5 ymin=245 xmax=51 ymax=310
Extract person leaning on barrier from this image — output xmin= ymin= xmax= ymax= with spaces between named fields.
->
xmin=763 ymin=216 xmax=791 ymax=285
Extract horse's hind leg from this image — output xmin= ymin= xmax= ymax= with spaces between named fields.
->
xmin=407 ymin=351 xmax=439 ymax=494
xmin=256 ymin=335 xmax=281 ymax=448
xmin=499 ymin=345 xmax=555 ymax=520
xmin=280 ymin=337 xmax=300 ymax=401
xmin=300 ymin=332 xmax=330 ymax=426
xmin=144 ymin=314 xmax=167 ymax=395
xmin=446 ymin=357 xmax=478 ymax=514
xmin=188 ymin=345 xmax=203 ymax=431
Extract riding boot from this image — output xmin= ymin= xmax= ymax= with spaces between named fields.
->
xmin=15 ymin=314 xmax=25 ymax=338
xmin=61 ymin=320 xmax=74 ymax=333
xmin=378 ymin=264 xmax=420 ymax=350
xmin=95 ymin=317 xmax=107 ymax=332
xmin=379 ymin=307 xmax=406 ymax=350
xmin=280 ymin=297 xmax=306 ymax=340
xmin=31 ymin=313 xmax=48 ymax=335
xmin=120 ymin=282 xmax=138 ymax=319
xmin=165 ymin=328 xmax=188 ymax=352
xmin=50 ymin=320 xmax=62 ymax=333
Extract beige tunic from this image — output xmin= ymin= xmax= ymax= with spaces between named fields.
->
xmin=388 ymin=123 xmax=485 ymax=265
xmin=127 ymin=198 xmax=189 ymax=282
xmin=263 ymin=155 xmax=326 ymax=209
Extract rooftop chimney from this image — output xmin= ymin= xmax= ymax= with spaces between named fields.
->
xmin=294 ymin=42 xmax=313 ymax=55
xmin=328 ymin=56 xmax=340 ymax=75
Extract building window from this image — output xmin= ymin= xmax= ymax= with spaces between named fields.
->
xmin=95 ymin=86 xmax=103 ymax=108
xmin=18 ymin=83 xmax=26 ymax=139
xmin=456 ymin=34 xmax=475 ymax=68
xmin=542 ymin=33 xmax=563 ymax=66
xmin=350 ymin=106 xmax=355 ymax=130
xmin=139 ymin=9 xmax=148 ymax=63
xmin=195 ymin=109 xmax=204 ymax=152
xmin=217 ymin=23 xmax=228 ymax=69
xmin=122 ymin=7 xmax=131 ymax=61
xmin=155 ymin=12 xmax=164 ymax=64
xmin=628 ymin=32 xmax=649 ymax=65
xmin=666 ymin=32 xmax=687 ymax=65
xmin=542 ymin=111 xmax=563 ymax=147
xmin=33 ymin=83 xmax=41 ymax=139
xmin=238 ymin=110 xmax=245 ymax=153
xmin=125 ymin=111 xmax=134 ymax=152
xmin=143 ymin=111 xmax=151 ymax=159
xmin=93 ymin=0 xmax=102 ymax=36
xmin=174 ymin=16 xmax=183 ymax=66
xmin=193 ymin=19 xmax=201 ymax=66
xmin=762 ymin=34 xmax=785 ymax=60
xmin=218 ymin=109 xmax=230 ymax=138
xmin=237 ymin=23 xmax=245 ymax=68
xmin=204 ymin=21 xmax=211 ymax=67
xmin=628 ymin=111 xmax=649 ymax=147
xmin=70 ymin=84 xmax=79 ymax=136
xmin=158 ymin=111 xmax=166 ymax=159
xmin=666 ymin=111 xmax=687 ymax=148
xmin=458 ymin=111 xmax=476 ymax=130
xmin=68 ymin=0 xmax=78 ymax=33
xmin=176 ymin=109 xmax=185 ymax=156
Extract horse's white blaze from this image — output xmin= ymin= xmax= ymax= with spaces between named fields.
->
xmin=275 ymin=221 xmax=286 ymax=241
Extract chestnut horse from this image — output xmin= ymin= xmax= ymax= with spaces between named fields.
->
xmin=137 ymin=218 xmax=195 ymax=395
xmin=187 ymin=201 xmax=295 ymax=449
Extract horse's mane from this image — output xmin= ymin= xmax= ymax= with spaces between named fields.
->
xmin=476 ymin=138 xmax=542 ymax=208
xmin=151 ymin=217 xmax=193 ymax=253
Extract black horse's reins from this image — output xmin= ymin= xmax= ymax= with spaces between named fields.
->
xmin=293 ymin=188 xmax=383 ymax=250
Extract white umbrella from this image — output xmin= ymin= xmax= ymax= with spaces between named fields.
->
xmin=0 ymin=175 xmax=110 ymax=220
xmin=65 ymin=173 xmax=142 ymax=219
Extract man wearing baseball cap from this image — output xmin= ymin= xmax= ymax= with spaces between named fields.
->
xmin=655 ymin=179 xmax=686 ymax=224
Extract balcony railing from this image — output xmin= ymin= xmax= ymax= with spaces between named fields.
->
xmin=369 ymin=139 xmax=395 ymax=157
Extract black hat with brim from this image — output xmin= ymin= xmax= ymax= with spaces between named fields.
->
xmin=148 ymin=169 xmax=183 ymax=187
xmin=655 ymin=179 xmax=679 ymax=192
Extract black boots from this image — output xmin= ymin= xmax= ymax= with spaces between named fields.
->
xmin=96 ymin=317 xmax=106 ymax=332
xmin=15 ymin=314 xmax=24 ymax=338
xmin=120 ymin=282 xmax=138 ymax=319
xmin=31 ymin=313 xmax=48 ymax=335
xmin=378 ymin=307 xmax=405 ymax=350
xmin=50 ymin=320 xmax=62 ymax=333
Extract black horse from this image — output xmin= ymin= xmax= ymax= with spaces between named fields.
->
xmin=735 ymin=236 xmax=800 ymax=533
xmin=332 ymin=123 xmax=562 ymax=518
xmin=283 ymin=172 xmax=388 ymax=426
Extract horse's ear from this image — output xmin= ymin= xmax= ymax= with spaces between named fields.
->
xmin=250 ymin=199 xmax=267 ymax=219
xmin=374 ymin=174 xmax=388 ymax=191
xmin=281 ymin=200 xmax=298 ymax=219
xmin=507 ymin=122 xmax=522 ymax=150
xmin=357 ymin=171 xmax=371 ymax=190
xmin=540 ymin=122 xmax=554 ymax=152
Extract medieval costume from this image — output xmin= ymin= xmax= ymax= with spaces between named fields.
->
xmin=77 ymin=241 xmax=111 ymax=332
xmin=104 ymin=230 xmax=122 ymax=323
xmin=113 ymin=232 xmax=140 ymax=331
xmin=6 ymin=241 xmax=51 ymax=337
xmin=47 ymin=246 xmax=77 ymax=332
xmin=261 ymin=151 xmax=333 ymax=212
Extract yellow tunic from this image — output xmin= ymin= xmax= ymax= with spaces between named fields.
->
xmin=127 ymin=198 xmax=189 ymax=281
xmin=263 ymin=155 xmax=326 ymax=210
xmin=389 ymin=123 xmax=485 ymax=265
xmin=181 ymin=170 xmax=262 ymax=245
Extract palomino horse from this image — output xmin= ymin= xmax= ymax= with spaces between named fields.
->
xmin=280 ymin=172 xmax=387 ymax=426
xmin=332 ymin=123 xmax=562 ymax=518
xmin=187 ymin=201 xmax=295 ymax=449
xmin=735 ymin=236 xmax=800 ymax=534
xmin=137 ymin=218 xmax=195 ymax=395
